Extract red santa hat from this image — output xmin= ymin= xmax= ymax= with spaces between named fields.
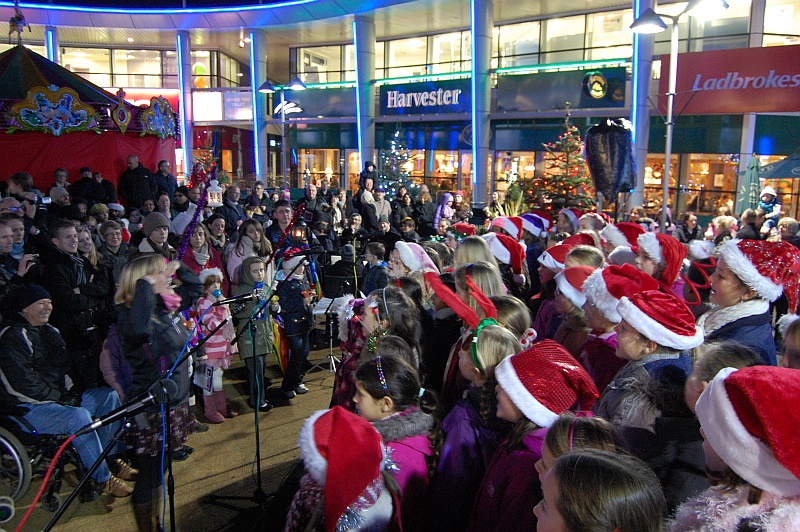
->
xmin=637 ymin=232 xmax=688 ymax=287
xmin=491 ymin=216 xmax=524 ymax=241
xmin=559 ymin=207 xmax=584 ymax=231
xmin=521 ymin=214 xmax=546 ymax=238
xmin=483 ymin=232 xmax=527 ymax=284
xmin=537 ymin=243 xmax=573 ymax=273
xmin=617 ymin=290 xmax=704 ymax=350
xmin=495 ymin=340 xmax=599 ymax=428
xmin=717 ymin=239 xmax=800 ymax=313
xmin=582 ymin=263 xmax=660 ymax=324
xmin=562 ymin=232 xmax=597 ymax=249
xmin=395 ymin=241 xmax=440 ymax=274
xmin=554 ymin=265 xmax=598 ymax=309
xmin=600 ymin=222 xmax=646 ymax=250
xmin=198 ymin=267 xmax=224 ymax=285
xmin=299 ymin=407 xmax=390 ymax=532
xmin=447 ymin=222 xmax=476 ymax=241
xmin=697 ymin=366 xmax=800 ymax=497
xmin=283 ymin=247 xmax=308 ymax=271
xmin=530 ymin=210 xmax=553 ymax=232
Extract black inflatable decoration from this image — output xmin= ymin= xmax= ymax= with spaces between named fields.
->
xmin=585 ymin=118 xmax=636 ymax=202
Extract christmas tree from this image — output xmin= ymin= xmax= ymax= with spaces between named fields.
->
xmin=529 ymin=107 xmax=596 ymax=216
xmin=379 ymin=129 xmax=419 ymax=201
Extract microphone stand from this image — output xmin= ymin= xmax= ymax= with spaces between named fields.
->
xmin=309 ymin=281 xmax=346 ymax=373
xmin=206 ymin=256 xmax=308 ymax=518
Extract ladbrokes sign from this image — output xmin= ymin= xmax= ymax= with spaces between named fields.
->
xmin=659 ymin=45 xmax=800 ymax=114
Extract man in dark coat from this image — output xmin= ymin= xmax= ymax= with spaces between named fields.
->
xmin=118 ymin=154 xmax=156 ymax=210
xmin=216 ymin=186 xmax=245 ymax=238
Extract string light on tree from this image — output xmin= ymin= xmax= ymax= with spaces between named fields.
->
xmin=379 ymin=129 xmax=418 ymax=201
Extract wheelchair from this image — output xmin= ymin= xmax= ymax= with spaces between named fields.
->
xmin=0 ymin=405 xmax=95 ymax=512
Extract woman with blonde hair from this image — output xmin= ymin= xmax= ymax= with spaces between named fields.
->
xmin=115 ymin=254 xmax=203 ymax=530
xmin=454 ymin=235 xmax=498 ymax=269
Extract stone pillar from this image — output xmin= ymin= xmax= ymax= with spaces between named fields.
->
xmin=250 ymin=29 xmax=269 ymax=182
xmin=471 ymin=0 xmax=493 ymax=210
xmin=629 ymin=0 xmax=656 ymax=210
xmin=354 ymin=15 xmax=376 ymax=192
xmin=176 ymin=31 xmax=193 ymax=173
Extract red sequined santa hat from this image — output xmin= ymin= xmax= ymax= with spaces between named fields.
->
xmin=495 ymin=340 xmax=599 ymax=427
xmin=717 ymin=239 xmax=800 ymax=313
xmin=637 ymin=232 xmax=688 ymax=287
xmin=491 ymin=216 xmax=524 ymax=241
xmin=555 ymin=265 xmax=598 ymax=309
xmin=299 ymin=407 xmax=390 ymax=532
xmin=530 ymin=210 xmax=553 ymax=232
xmin=559 ymin=207 xmax=584 ymax=231
xmin=537 ymin=243 xmax=574 ymax=273
xmin=697 ymin=366 xmax=800 ymax=497
xmin=582 ymin=263 xmax=660 ymax=323
xmin=447 ymin=222 xmax=476 ymax=241
xmin=617 ymin=290 xmax=704 ymax=350
xmin=600 ymin=222 xmax=646 ymax=251
xmin=483 ymin=232 xmax=527 ymax=284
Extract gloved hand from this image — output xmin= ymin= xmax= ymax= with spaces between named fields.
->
xmin=58 ymin=390 xmax=82 ymax=407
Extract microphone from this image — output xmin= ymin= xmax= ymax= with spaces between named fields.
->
xmin=212 ymin=290 xmax=261 ymax=306
xmin=74 ymin=379 xmax=178 ymax=436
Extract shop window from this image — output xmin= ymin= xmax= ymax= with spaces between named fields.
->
xmin=764 ymin=0 xmax=800 ymax=35
xmin=191 ymin=51 xmax=214 ymax=89
xmin=62 ymin=47 xmax=111 ymax=87
xmin=431 ymin=32 xmax=468 ymax=74
xmin=297 ymin=149 xmax=343 ymax=189
xmin=0 ymin=43 xmax=46 ymax=56
xmin=387 ymin=37 xmax=429 ymax=78
xmin=113 ymin=49 xmax=162 ymax=88
xmin=497 ymin=21 xmax=540 ymax=68
xmin=587 ymin=10 xmax=634 ymax=49
xmin=689 ymin=0 xmax=751 ymax=38
xmin=374 ymin=42 xmax=385 ymax=79
xmin=642 ymin=155 xmax=678 ymax=215
xmin=688 ymin=35 xmax=750 ymax=52
xmin=760 ymin=155 xmax=800 ymax=220
xmin=299 ymin=45 xmax=342 ymax=83
xmin=542 ymin=16 xmax=586 ymax=54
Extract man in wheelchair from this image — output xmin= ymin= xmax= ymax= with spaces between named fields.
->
xmin=0 ymin=284 xmax=135 ymax=498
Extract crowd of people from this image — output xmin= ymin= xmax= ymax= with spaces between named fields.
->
xmin=3 ymin=157 xmax=800 ymax=532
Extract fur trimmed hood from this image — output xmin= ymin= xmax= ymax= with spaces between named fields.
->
xmin=371 ymin=406 xmax=433 ymax=443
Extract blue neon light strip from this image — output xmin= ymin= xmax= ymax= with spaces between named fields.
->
xmin=176 ymin=33 xmax=190 ymax=167
xmin=45 ymin=28 xmax=56 ymax=62
xmin=469 ymin=0 xmax=478 ymax=185
xmin=250 ymin=31 xmax=261 ymax=177
xmin=0 ymin=0 xmax=314 ymax=15
xmin=630 ymin=0 xmax=641 ymax=144
xmin=353 ymin=20 xmax=364 ymax=170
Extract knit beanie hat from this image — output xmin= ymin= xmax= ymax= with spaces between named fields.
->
xmin=491 ymin=216 xmax=524 ymax=241
xmin=6 ymin=283 xmax=51 ymax=313
xmin=554 ymin=265 xmax=598 ymax=309
xmin=483 ymin=232 xmax=526 ymax=284
xmin=495 ymin=339 xmax=599 ymax=427
xmin=717 ymin=239 xmax=800 ymax=313
xmin=600 ymin=222 xmax=646 ymax=250
xmin=637 ymin=231 xmax=688 ymax=286
xmin=142 ymin=212 xmax=171 ymax=238
xmin=582 ymin=263 xmax=660 ymax=323
xmin=617 ymin=290 xmax=704 ymax=350
xmin=298 ymin=407 xmax=390 ymax=532
xmin=697 ymin=366 xmax=800 ymax=497
xmin=395 ymin=241 xmax=439 ymax=274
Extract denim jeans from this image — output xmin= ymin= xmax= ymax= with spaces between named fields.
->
xmin=281 ymin=333 xmax=310 ymax=392
xmin=19 ymin=388 xmax=122 ymax=483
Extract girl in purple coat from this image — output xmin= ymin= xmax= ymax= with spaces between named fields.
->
xmin=468 ymin=340 xmax=599 ymax=532
xmin=353 ymin=339 xmax=436 ymax=530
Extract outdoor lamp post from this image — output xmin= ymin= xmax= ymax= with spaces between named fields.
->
xmin=259 ymin=77 xmax=307 ymax=189
xmin=630 ymin=0 xmax=728 ymax=233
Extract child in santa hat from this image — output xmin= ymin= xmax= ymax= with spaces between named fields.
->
xmin=553 ymin=265 xmax=598 ymax=358
xmin=595 ymin=290 xmax=703 ymax=460
xmin=285 ymin=406 xmax=397 ymax=532
xmin=557 ymin=207 xmax=584 ymax=235
xmin=468 ymin=340 xmax=599 ymax=532
xmin=578 ymin=263 xmax=660 ymax=394
xmin=531 ymin=242 xmax=573 ymax=342
xmin=482 ymin=232 xmax=531 ymax=301
xmin=636 ymin=230 xmax=688 ymax=296
xmin=194 ymin=268 xmax=238 ymax=423
xmin=669 ymin=366 xmax=800 ymax=531
xmin=698 ymin=239 xmax=800 ymax=366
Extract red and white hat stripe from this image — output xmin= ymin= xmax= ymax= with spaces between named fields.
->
xmin=617 ymin=296 xmax=704 ymax=350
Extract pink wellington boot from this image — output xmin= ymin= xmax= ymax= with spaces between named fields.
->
xmin=203 ymin=394 xmax=225 ymax=423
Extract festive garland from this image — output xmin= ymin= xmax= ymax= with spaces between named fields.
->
xmin=177 ymin=177 xmax=210 ymax=261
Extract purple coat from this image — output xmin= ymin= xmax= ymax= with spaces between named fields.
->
xmin=468 ymin=428 xmax=547 ymax=532
xmin=427 ymin=388 xmax=511 ymax=531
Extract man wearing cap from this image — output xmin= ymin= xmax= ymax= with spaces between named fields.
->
xmin=0 ymin=283 xmax=134 ymax=498
xmin=154 ymin=160 xmax=178 ymax=202
xmin=172 ymin=186 xmax=191 ymax=215
xmin=372 ymin=185 xmax=392 ymax=222
xmin=118 ymin=154 xmax=156 ymax=210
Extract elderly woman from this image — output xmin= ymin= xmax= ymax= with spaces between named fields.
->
xmin=115 ymin=254 xmax=202 ymax=529
xmin=698 ymin=239 xmax=800 ymax=365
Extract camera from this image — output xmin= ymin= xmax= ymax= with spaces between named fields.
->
xmin=29 ymin=254 xmax=39 ymax=264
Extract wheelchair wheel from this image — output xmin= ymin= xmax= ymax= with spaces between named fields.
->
xmin=41 ymin=492 xmax=63 ymax=513
xmin=0 ymin=427 xmax=32 ymax=501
